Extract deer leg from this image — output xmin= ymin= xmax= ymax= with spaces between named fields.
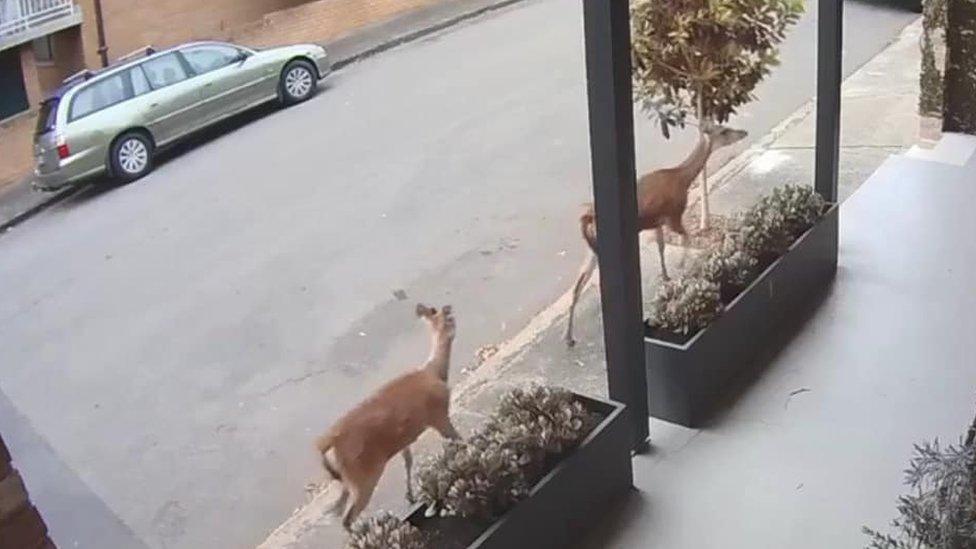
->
xmin=402 ymin=447 xmax=415 ymax=503
xmin=434 ymin=416 xmax=461 ymax=440
xmin=656 ymin=227 xmax=670 ymax=281
xmin=669 ymin=217 xmax=690 ymax=268
xmin=679 ymin=234 xmax=690 ymax=267
xmin=342 ymin=476 xmax=379 ymax=531
xmin=325 ymin=484 xmax=350 ymax=518
xmin=565 ymin=251 xmax=597 ymax=347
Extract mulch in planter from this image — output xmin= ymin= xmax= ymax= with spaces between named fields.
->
xmin=408 ymin=406 xmax=608 ymax=548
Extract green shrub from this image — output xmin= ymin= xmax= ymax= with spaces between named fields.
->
xmin=692 ymin=235 xmax=758 ymax=290
xmin=414 ymin=436 xmax=528 ymax=519
xmin=414 ymin=385 xmax=595 ymax=520
xmin=647 ymin=185 xmax=824 ymax=336
xmin=766 ymin=185 xmax=826 ymax=238
xmin=863 ymin=438 xmax=976 ymax=548
xmin=346 ymin=512 xmax=427 ymax=549
xmin=482 ymin=385 xmax=597 ymax=477
xmin=647 ymin=277 xmax=723 ymax=335
xmin=738 ymin=185 xmax=825 ymax=258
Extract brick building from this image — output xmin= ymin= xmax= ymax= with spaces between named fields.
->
xmin=0 ymin=433 xmax=53 ymax=549
xmin=1 ymin=0 xmax=314 ymax=118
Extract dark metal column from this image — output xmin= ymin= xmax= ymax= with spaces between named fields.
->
xmin=815 ymin=0 xmax=843 ymax=203
xmin=92 ymin=0 xmax=110 ymax=68
xmin=582 ymin=0 xmax=649 ymax=451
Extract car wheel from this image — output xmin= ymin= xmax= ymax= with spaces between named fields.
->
xmin=280 ymin=60 xmax=317 ymax=105
xmin=110 ymin=132 xmax=154 ymax=183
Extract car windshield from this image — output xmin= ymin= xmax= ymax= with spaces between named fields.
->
xmin=35 ymin=98 xmax=59 ymax=136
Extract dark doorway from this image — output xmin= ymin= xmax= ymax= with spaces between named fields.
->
xmin=0 ymin=48 xmax=30 ymax=120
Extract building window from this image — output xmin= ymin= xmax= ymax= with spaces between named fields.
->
xmin=0 ymin=49 xmax=30 ymax=120
xmin=33 ymin=36 xmax=55 ymax=64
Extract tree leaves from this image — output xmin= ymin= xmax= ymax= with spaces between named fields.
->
xmin=631 ymin=0 xmax=803 ymax=135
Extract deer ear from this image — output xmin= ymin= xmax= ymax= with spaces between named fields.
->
xmin=441 ymin=305 xmax=453 ymax=316
xmin=416 ymin=304 xmax=433 ymax=318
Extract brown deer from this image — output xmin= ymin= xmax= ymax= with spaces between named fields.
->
xmin=564 ymin=124 xmax=747 ymax=347
xmin=316 ymin=304 xmax=460 ymax=530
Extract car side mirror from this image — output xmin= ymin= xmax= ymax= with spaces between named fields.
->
xmin=235 ymin=51 xmax=250 ymax=64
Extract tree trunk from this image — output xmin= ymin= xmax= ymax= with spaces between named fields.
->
xmin=699 ymin=137 xmax=710 ymax=231
xmin=944 ymin=0 xmax=976 ymax=134
xmin=696 ymin=93 xmax=710 ymax=231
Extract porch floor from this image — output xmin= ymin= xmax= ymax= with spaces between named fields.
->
xmin=585 ymin=143 xmax=976 ymax=548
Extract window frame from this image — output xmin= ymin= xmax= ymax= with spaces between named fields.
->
xmin=32 ymin=36 xmax=55 ymax=65
xmin=67 ymin=71 xmax=134 ymax=123
xmin=178 ymin=44 xmax=243 ymax=77
xmin=129 ymin=64 xmax=153 ymax=97
xmin=139 ymin=52 xmax=194 ymax=91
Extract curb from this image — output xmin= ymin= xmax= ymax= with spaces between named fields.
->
xmin=0 ymin=184 xmax=77 ymax=236
xmin=324 ymin=0 xmax=529 ymax=70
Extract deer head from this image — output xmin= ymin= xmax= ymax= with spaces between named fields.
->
xmin=416 ymin=304 xmax=455 ymax=339
xmin=704 ymin=124 xmax=748 ymax=150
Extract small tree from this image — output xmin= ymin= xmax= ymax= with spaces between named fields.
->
xmin=631 ymin=0 xmax=803 ymax=230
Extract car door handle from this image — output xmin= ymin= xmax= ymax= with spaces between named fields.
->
xmin=149 ymin=102 xmax=159 ymax=108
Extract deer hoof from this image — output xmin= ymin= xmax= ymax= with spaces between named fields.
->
xmin=565 ymin=337 xmax=577 ymax=348
xmin=406 ymin=492 xmax=416 ymax=505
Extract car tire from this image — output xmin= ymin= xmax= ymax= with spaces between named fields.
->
xmin=280 ymin=60 xmax=317 ymax=105
xmin=110 ymin=132 xmax=154 ymax=183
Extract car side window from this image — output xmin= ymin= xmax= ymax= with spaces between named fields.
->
xmin=141 ymin=53 xmax=190 ymax=89
xmin=70 ymin=73 xmax=130 ymax=121
xmin=130 ymin=66 xmax=152 ymax=96
xmin=181 ymin=46 xmax=241 ymax=75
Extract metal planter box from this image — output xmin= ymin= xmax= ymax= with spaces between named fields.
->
xmin=404 ymin=394 xmax=632 ymax=549
xmin=644 ymin=205 xmax=839 ymax=427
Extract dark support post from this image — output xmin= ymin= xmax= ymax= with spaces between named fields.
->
xmin=582 ymin=0 xmax=649 ymax=451
xmin=92 ymin=0 xmax=110 ymax=68
xmin=815 ymin=0 xmax=843 ymax=203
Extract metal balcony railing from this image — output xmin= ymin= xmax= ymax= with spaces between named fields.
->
xmin=0 ymin=0 xmax=79 ymax=41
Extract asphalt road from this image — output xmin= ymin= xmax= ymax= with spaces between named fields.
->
xmin=0 ymin=0 xmax=917 ymax=547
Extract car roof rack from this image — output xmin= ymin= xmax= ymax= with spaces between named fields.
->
xmin=114 ymin=45 xmax=158 ymax=65
xmin=62 ymin=69 xmax=96 ymax=85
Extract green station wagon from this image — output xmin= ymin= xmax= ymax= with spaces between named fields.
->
xmin=33 ymin=41 xmax=330 ymax=191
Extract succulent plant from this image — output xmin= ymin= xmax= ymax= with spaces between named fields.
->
xmin=647 ymin=276 xmax=723 ymax=336
xmin=346 ymin=512 xmax=426 ymax=549
xmin=414 ymin=385 xmax=595 ymax=520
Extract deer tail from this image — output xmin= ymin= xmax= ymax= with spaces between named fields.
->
xmin=579 ymin=205 xmax=597 ymax=254
xmin=315 ymin=433 xmax=342 ymax=481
